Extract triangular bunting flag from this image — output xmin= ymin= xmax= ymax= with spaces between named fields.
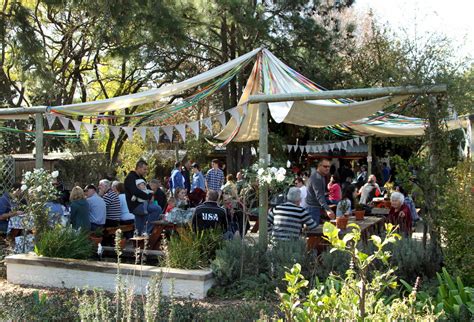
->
xmin=335 ymin=142 xmax=341 ymax=149
xmin=360 ymin=136 xmax=366 ymax=143
xmin=162 ymin=126 xmax=173 ymax=142
xmin=109 ymin=126 xmax=121 ymax=139
xmin=137 ymin=127 xmax=147 ymax=141
xmin=216 ymin=113 xmax=226 ymax=128
xmin=329 ymin=143 xmax=335 ymax=151
xmin=188 ymin=121 xmax=200 ymax=139
xmin=242 ymin=104 xmax=248 ymax=116
xmin=354 ymin=137 xmax=360 ymax=145
xmin=59 ymin=116 xmax=69 ymax=130
xmin=82 ymin=122 xmax=94 ymax=138
xmin=123 ymin=126 xmax=134 ymax=140
xmin=348 ymin=139 xmax=354 ymax=147
xmin=202 ymin=118 xmax=213 ymax=134
xmin=151 ymin=127 xmax=160 ymax=143
xmin=45 ymin=114 xmax=56 ymax=129
xmin=70 ymin=120 xmax=82 ymax=135
xmin=287 ymin=145 xmax=292 ymax=152
xmin=342 ymin=141 xmax=347 ymax=148
xmin=228 ymin=107 xmax=241 ymax=122
xmin=175 ymin=124 xmax=186 ymax=142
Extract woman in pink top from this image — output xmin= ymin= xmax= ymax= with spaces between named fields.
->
xmin=327 ymin=174 xmax=341 ymax=204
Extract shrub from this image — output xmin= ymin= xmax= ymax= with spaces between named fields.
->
xmin=439 ymin=160 xmax=474 ymax=285
xmin=210 ymin=238 xmax=312 ymax=299
xmin=165 ymin=228 xmax=223 ymax=269
xmin=34 ymin=225 xmax=93 ymax=260
xmin=387 ymin=237 xmax=441 ymax=283
xmin=211 ymin=238 xmax=269 ymax=287
xmin=275 ymin=223 xmax=439 ymax=320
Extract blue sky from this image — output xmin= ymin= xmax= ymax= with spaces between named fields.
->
xmin=354 ymin=0 xmax=473 ymax=60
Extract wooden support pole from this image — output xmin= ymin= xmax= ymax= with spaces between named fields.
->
xmin=35 ymin=113 xmax=44 ymax=169
xmin=258 ymin=102 xmax=269 ymax=248
xmin=367 ymin=136 xmax=373 ymax=175
xmin=248 ymin=85 xmax=447 ymax=103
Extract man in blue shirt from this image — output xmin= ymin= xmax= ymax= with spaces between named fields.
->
xmin=85 ymin=184 xmax=106 ymax=231
xmin=191 ymin=163 xmax=206 ymax=192
xmin=170 ymin=161 xmax=185 ymax=194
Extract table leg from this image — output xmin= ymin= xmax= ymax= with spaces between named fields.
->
xmin=148 ymin=226 xmax=165 ymax=250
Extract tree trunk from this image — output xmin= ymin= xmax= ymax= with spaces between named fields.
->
xmin=423 ymin=94 xmax=449 ymax=253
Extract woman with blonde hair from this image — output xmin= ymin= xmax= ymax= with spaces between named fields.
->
xmin=70 ymin=186 xmax=90 ymax=231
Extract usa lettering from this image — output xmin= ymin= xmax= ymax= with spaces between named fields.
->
xmin=202 ymin=213 xmax=218 ymax=221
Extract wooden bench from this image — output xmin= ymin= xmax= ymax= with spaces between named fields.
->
xmin=102 ymin=224 xmax=135 ymax=245
xmin=103 ymin=224 xmax=135 ymax=237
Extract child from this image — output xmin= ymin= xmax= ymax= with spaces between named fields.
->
xmin=164 ymin=197 xmax=175 ymax=214
xmin=336 ymin=185 xmax=356 ymax=217
xmin=132 ymin=179 xmax=153 ymax=214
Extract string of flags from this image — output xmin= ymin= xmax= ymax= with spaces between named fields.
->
xmin=45 ymin=105 xmax=247 ymax=143
xmin=286 ymin=136 xmax=367 ymax=153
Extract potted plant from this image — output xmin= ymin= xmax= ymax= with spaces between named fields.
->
xmin=336 ymin=215 xmax=348 ymax=229
xmin=354 ymin=201 xmax=365 ymax=221
xmin=89 ymin=227 xmax=103 ymax=245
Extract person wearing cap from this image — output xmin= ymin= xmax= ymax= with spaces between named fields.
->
xmin=84 ymin=184 xmax=106 ymax=231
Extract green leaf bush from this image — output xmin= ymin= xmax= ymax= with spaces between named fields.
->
xmin=275 ymin=222 xmax=440 ymax=320
xmin=165 ymin=228 xmax=223 ymax=269
xmin=34 ymin=225 xmax=93 ymax=260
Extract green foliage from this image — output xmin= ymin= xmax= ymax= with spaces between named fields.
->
xmin=0 ymin=290 xmax=77 ymax=321
xmin=54 ymin=148 xmax=116 ymax=188
xmin=115 ymin=138 xmax=157 ymax=182
xmin=387 ymin=237 xmax=441 ymax=283
xmin=210 ymin=238 xmax=310 ymax=299
xmin=165 ymin=228 xmax=223 ymax=269
xmin=17 ymin=169 xmax=59 ymax=242
xmin=436 ymin=268 xmax=474 ymax=320
xmin=34 ymin=225 xmax=93 ymax=260
xmin=439 ymin=160 xmax=474 ymax=285
xmin=0 ymin=287 xmax=276 ymax=321
xmin=401 ymin=268 xmax=474 ymax=320
xmin=276 ymin=223 xmax=439 ymax=320
xmin=184 ymin=137 xmax=214 ymax=166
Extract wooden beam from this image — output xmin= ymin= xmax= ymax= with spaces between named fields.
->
xmin=248 ymin=85 xmax=447 ymax=103
xmin=35 ymin=113 xmax=44 ymax=169
xmin=258 ymin=102 xmax=269 ymax=248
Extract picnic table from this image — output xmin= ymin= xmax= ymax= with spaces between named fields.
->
xmin=305 ymin=216 xmax=386 ymax=252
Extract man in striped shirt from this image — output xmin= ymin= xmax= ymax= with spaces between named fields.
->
xmin=268 ymin=187 xmax=317 ymax=240
xmin=99 ymin=179 xmax=122 ymax=227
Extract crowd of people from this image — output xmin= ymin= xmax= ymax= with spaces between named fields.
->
xmin=0 ymin=159 xmax=249 ymax=244
xmin=267 ymin=158 xmax=420 ymax=240
xmin=0 ymin=157 xmax=420 ymax=247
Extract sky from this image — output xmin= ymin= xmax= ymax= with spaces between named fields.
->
xmin=354 ymin=0 xmax=473 ymax=59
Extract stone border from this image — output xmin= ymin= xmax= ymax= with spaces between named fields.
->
xmin=6 ymin=254 xmax=214 ymax=299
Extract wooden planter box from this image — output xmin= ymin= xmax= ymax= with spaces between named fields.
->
xmin=6 ymin=254 xmax=214 ymax=299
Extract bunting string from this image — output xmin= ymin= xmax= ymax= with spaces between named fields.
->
xmin=286 ymin=136 xmax=367 ymax=153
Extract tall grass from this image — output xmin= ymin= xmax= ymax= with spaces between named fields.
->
xmin=34 ymin=225 xmax=93 ymax=260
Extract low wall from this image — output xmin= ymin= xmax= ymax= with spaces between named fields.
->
xmin=6 ymin=254 xmax=214 ymax=299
